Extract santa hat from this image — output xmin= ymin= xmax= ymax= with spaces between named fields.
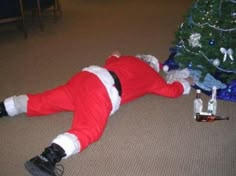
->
xmin=162 ymin=64 xmax=169 ymax=72
xmin=136 ymin=54 xmax=164 ymax=72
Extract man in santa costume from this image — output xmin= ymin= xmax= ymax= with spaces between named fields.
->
xmin=0 ymin=52 xmax=192 ymax=176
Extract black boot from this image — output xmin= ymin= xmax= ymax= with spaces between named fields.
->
xmin=0 ymin=102 xmax=8 ymax=118
xmin=25 ymin=143 xmax=66 ymax=176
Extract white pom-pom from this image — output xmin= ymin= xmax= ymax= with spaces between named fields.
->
xmin=163 ymin=65 xmax=169 ymax=72
xmin=213 ymin=59 xmax=220 ymax=67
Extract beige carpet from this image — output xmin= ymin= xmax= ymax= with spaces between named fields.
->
xmin=0 ymin=0 xmax=235 ymax=176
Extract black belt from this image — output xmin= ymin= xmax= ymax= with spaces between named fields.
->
xmin=108 ymin=71 xmax=122 ymax=97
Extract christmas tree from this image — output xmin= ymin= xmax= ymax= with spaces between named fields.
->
xmin=165 ymin=0 xmax=236 ymax=102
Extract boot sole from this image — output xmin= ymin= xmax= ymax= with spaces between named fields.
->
xmin=24 ymin=160 xmax=54 ymax=176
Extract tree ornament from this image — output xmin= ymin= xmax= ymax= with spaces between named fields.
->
xmin=220 ymin=48 xmax=234 ymax=62
xmin=209 ymin=39 xmax=215 ymax=46
xmin=213 ymin=58 xmax=220 ymax=66
xmin=228 ymin=86 xmax=232 ymax=93
xmin=188 ymin=62 xmax=193 ymax=68
xmin=232 ymin=12 xmax=236 ymax=18
xmin=188 ymin=33 xmax=202 ymax=48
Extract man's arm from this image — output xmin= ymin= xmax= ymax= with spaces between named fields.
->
xmin=151 ymin=71 xmax=193 ymax=98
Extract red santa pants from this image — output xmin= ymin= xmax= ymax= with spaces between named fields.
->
xmin=26 ymin=67 xmax=120 ymax=157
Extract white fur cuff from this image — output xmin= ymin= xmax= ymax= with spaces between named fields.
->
xmin=178 ymin=79 xmax=191 ymax=95
xmin=4 ymin=96 xmax=18 ymax=117
xmin=52 ymin=132 xmax=81 ymax=158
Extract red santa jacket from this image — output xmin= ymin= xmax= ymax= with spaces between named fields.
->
xmin=103 ymin=55 xmax=184 ymax=104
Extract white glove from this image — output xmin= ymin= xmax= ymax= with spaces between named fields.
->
xmin=165 ymin=68 xmax=192 ymax=95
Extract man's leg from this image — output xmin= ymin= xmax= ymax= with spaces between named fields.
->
xmin=24 ymin=72 xmax=113 ymax=176
xmin=0 ymin=102 xmax=8 ymax=117
xmin=0 ymin=95 xmax=28 ymax=118
xmin=27 ymin=84 xmax=75 ymax=117
xmin=0 ymin=84 xmax=74 ymax=118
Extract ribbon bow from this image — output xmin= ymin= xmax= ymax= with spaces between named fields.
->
xmin=220 ymin=48 xmax=234 ymax=62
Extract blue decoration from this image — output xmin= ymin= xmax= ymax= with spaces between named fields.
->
xmin=163 ymin=48 xmax=179 ymax=71
xmin=208 ymin=39 xmax=215 ymax=46
xmin=228 ymin=87 xmax=232 ymax=93
xmin=218 ymin=80 xmax=236 ymax=102
xmin=195 ymin=73 xmax=227 ymax=91
xmin=188 ymin=62 xmax=193 ymax=68
xmin=188 ymin=16 xmax=193 ymax=25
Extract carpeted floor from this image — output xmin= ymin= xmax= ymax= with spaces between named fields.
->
xmin=0 ymin=0 xmax=235 ymax=176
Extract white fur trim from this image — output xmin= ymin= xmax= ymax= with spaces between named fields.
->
xmin=136 ymin=54 xmax=160 ymax=72
xmin=83 ymin=66 xmax=121 ymax=115
xmin=163 ymin=65 xmax=169 ymax=73
xmin=52 ymin=132 xmax=81 ymax=158
xmin=178 ymin=79 xmax=191 ymax=95
xmin=14 ymin=95 xmax=28 ymax=113
xmin=4 ymin=96 xmax=18 ymax=117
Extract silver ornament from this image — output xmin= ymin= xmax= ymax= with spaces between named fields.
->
xmin=213 ymin=58 xmax=220 ymax=66
xmin=188 ymin=33 xmax=202 ymax=48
